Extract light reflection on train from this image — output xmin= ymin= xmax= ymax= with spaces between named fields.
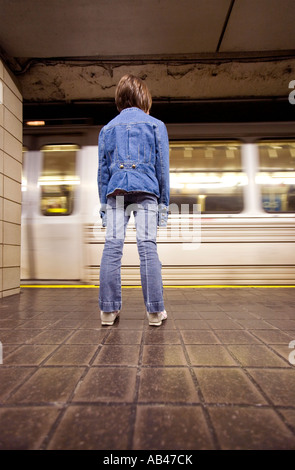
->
xmin=21 ymin=124 xmax=295 ymax=285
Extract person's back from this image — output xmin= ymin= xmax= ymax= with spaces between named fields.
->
xmin=100 ymin=107 xmax=169 ymax=208
xmin=98 ymin=74 xmax=170 ymax=326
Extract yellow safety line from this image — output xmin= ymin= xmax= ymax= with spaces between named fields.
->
xmin=20 ymin=284 xmax=295 ymax=289
xmin=20 ymin=285 xmax=99 ymax=288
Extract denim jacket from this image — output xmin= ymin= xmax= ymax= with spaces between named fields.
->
xmin=98 ymin=107 xmax=170 ymax=227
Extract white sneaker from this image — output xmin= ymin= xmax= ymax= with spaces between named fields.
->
xmin=147 ymin=310 xmax=167 ymax=326
xmin=101 ymin=310 xmax=120 ymax=326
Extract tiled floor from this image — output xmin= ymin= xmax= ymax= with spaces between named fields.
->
xmin=0 ymin=286 xmax=295 ymax=450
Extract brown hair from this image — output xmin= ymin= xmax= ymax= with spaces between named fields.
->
xmin=115 ymin=74 xmax=152 ymax=113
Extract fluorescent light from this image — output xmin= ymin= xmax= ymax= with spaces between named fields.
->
xmin=26 ymin=120 xmax=45 ymax=126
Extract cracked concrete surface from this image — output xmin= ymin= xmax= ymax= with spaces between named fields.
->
xmin=17 ymin=58 xmax=295 ymax=102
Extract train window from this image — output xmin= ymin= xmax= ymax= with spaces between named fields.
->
xmin=257 ymin=141 xmax=295 ymax=213
xmin=169 ymin=141 xmax=245 ymax=213
xmin=39 ymin=144 xmax=80 ymax=216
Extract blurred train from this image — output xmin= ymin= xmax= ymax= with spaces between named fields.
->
xmin=21 ymin=120 xmax=295 ymax=285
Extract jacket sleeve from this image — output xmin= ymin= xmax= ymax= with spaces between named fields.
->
xmin=97 ymin=127 xmax=110 ymax=226
xmin=155 ymin=121 xmax=170 ymax=227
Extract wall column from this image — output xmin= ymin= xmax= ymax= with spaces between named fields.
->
xmin=0 ymin=60 xmax=23 ymax=298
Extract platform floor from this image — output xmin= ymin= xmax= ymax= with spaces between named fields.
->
xmin=0 ymin=286 xmax=295 ymax=450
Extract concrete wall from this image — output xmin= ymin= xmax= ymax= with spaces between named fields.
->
xmin=0 ymin=60 xmax=22 ymax=298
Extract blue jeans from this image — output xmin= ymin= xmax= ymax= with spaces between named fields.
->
xmin=99 ymin=193 xmax=165 ymax=313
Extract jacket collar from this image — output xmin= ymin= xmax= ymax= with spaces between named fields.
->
xmin=120 ymin=107 xmax=143 ymax=114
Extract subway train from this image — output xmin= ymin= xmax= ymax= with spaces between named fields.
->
xmin=21 ymin=119 xmax=295 ymax=285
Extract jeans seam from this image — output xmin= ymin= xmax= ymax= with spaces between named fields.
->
xmin=144 ymin=240 xmax=149 ymax=309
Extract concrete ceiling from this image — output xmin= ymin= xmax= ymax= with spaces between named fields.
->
xmin=1 ymin=0 xmax=295 ymax=58
xmin=1 ymin=0 xmax=295 ymax=121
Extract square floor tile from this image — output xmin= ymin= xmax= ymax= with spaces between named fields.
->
xmin=1 ymin=329 xmax=44 ymax=344
xmin=26 ymin=329 xmax=74 ymax=344
xmin=50 ymin=319 xmax=84 ymax=329
xmin=105 ymin=330 xmax=142 ymax=344
xmin=66 ymin=329 xmax=109 ymax=344
xmin=236 ymin=319 xmax=276 ymax=329
xmin=180 ymin=330 xmax=220 ymax=344
xmin=62 ymin=311 xmax=93 ymax=319
xmin=218 ymin=303 xmax=248 ymax=312
xmin=142 ymin=345 xmax=187 ymax=366
xmin=44 ymin=344 xmax=98 ymax=365
xmin=198 ymin=312 xmax=231 ymax=320
xmin=209 ymin=406 xmax=295 ymax=450
xmin=249 ymin=329 xmax=293 ymax=344
xmin=138 ymin=367 xmax=199 ymax=403
xmin=265 ymin=319 xmax=295 ymax=331
xmin=144 ymin=329 xmax=180 ymax=344
xmin=0 ymin=367 xmax=35 ymax=402
xmin=174 ymin=319 xmax=209 ymax=330
xmin=80 ymin=320 xmax=101 ymax=328
xmin=227 ymin=345 xmax=287 ymax=367
xmin=73 ymin=367 xmax=137 ymax=403
xmin=226 ymin=311 xmax=259 ymax=319
xmin=0 ymin=407 xmax=60 ymax=450
xmin=112 ymin=319 xmax=144 ymax=329
xmin=171 ymin=311 xmax=203 ymax=319
xmin=17 ymin=319 xmax=55 ymax=329
xmin=206 ymin=319 xmax=243 ymax=330
xmin=195 ymin=304 xmax=224 ymax=312
xmin=93 ymin=345 xmax=140 ymax=366
xmin=214 ymin=330 xmax=260 ymax=344
xmin=0 ymin=320 xmax=26 ymax=328
xmin=247 ymin=369 xmax=295 ymax=406
xmin=47 ymin=405 xmax=133 ymax=450
xmin=194 ymin=368 xmax=266 ymax=405
xmin=123 ymin=310 xmax=145 ymax=319
xmin=37 ymin=312 xmax=68 ymax=320
xmin=7 ymin=367 xmax=85 ymax=404
xmin=186 ymin=345 xmax=237 ymax=366
xmin=133 ymin=405 xmax=214 ymax=450
xmin=4 ymin=344 xmax=58 ymax=365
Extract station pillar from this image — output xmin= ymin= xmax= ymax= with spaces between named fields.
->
xmin=0 ymin=60 xmax=22 ymax=297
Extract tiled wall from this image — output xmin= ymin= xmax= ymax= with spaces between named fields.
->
xmin=0 ymin=60 xmax=23 ymax=298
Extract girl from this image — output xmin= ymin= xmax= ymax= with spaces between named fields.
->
xmin=98 ymin=74 xmax=170 ymax=326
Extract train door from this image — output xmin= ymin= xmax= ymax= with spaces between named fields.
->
xmin=21 ymin=144 xmax=82 ymax=280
